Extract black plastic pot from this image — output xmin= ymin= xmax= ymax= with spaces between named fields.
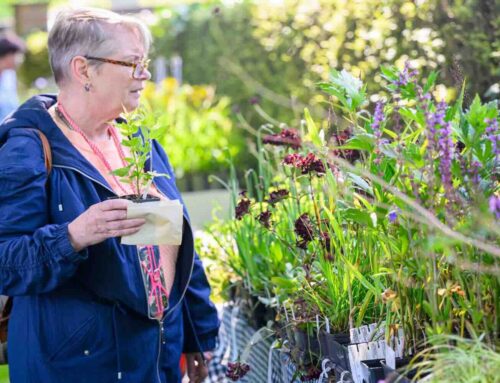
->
xmin=360 ymin=359 xmax=385 ymax=383
xmin=381 ymin=357 xmax=417 ymax=383
xmin=324 ymin=333 xmax=351 ymax=371
xmin=108 ymin=194 xmax=160 ymax=203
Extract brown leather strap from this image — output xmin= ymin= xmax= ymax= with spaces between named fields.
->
xmin=36 ymin=130 xmax=52 ymax=175
xmin=0 ymin=130 xmax=52 ymax=346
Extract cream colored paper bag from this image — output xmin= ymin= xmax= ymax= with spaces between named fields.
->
xmin=121 ymin=199 xmax=183 ymax=245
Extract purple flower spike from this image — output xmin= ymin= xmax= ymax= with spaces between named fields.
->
xmin=393 ymin=61 xmax=419 ymax=87
xmin=489 ymin=195 xmax=500 ymax=219
xmin=388 ymin=210 xmax=398 ymax=223
xmin=484 ymin=118 xmax=499 ymax=158
xmin=372 ymin=101 xmax=385 ymax=140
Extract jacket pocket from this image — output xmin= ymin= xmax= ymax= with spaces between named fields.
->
xmin=48 ymin=314 xmax=97 ymax=362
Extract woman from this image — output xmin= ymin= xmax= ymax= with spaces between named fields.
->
xmin=0 ymin=8 xmax=219 ymax=383
xmin=0 ymin=31 xmax=25 ymax=122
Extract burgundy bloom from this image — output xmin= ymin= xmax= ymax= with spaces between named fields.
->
xmin=299 ymin=153 xmax=326 ymax=175
xmin=320 ymin=231 xmax=331 ymax=252
xmin=300 ymin=365 xmax=322 ymax=381
xmin=268 ymin=189 xmax=289 ymax=204
xmin=262 ymin=128 xmax=302 ymax=149
xmin=283 ymin=153 xmax=303 ymax=167
xmin=283 ymin=153 xmax=326 ymax=176
xmin=226 ymin=362 xmax=251 ymax=381
xmin=235 ymin=198 xmax=251 ymax=220
xmin=249 ymin=96 xmax=260 ymax=105
xmin=257 ymin=210 xmax=272 ymax=228
xmin=295 ymin=213 xmax=315 ymax=248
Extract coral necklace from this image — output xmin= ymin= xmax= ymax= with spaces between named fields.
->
xmin=56 ymin=102 xmax=135 ymax=196
xmin=57 ymin=102 xmax=169 ymax=318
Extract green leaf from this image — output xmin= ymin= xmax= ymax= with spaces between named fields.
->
xmin=341 ymin=134 xmax=375 ymax=151
xmin=111 ymin=167 xmax=130 ymax=177
xmin=303 ymin=108 xmax=323 ymax=147
xmin=423 ymin=71 xmax=438 ymax=93
xmin=342 ymin=208 xmax=375 ymax=227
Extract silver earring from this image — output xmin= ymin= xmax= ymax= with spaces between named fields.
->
xmin=84 ymin=83 xmax=91 ymax=92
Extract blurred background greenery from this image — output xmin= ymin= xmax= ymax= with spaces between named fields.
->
xmin=1 ymin=0 xmax=498 ymax=191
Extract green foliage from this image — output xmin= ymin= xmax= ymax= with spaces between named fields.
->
xmin=201 ymin=63 xmax=500 ymax=367
xmin=152 ymin=0 xmax=499 ymax=131
xmin=17 ymin=30 xmax=51 ymax=90
xmin=141 ymin=78 xmax=243 ymax=183
xmin=113 ymin=109 xmax=169 ymax=197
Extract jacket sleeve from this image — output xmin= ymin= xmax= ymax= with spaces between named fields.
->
xmin=0 ymin=130 xmax=88 ymax=296
xmin=182 ymin=251 xmax=220 ymax=353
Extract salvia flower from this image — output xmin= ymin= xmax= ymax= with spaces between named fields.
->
xmin=262 ymin=128 xmax=302 ymax=149
xmin=257 ymin=210 xmax=272 ymax=228
xmin=393 ymin=61 xmax=419 ymax=87
xmin=489 ymin=195 xmax=500 ymax=219
xmin=235 ymin=197 xmax=251 ymax=220
xmin=426 ymin=101 xmax=446 ymax=152
xmin=388 ymin=210 xmax=398 ymax=223
xmin=437 ymin=118 xmax=454 ymax=195
xmin=484 ymin=118 xmax=499 ymax=158
xmin=371 ymin=101 xmax=385 ymax=140
xmin=267 ymin=189 xmax=289 ymax=204
xmin=226 ymin=362 xmax=251 ymax=381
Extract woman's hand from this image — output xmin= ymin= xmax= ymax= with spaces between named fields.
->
xmin=68 ymin=199 xmax=145 ymax=252
xmin=185 ymin=352 xmax=213 ymax=383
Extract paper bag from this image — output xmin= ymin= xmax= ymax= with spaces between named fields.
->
xmin=121 ymin=199 xmax=183 ymax=245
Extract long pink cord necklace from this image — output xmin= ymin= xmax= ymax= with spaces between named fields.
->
xmin=56 ymin=101 xmax=168 ymax=318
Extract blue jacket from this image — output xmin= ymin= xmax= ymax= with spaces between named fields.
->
xmin=0 ymin=95 xmax=220 ymax=383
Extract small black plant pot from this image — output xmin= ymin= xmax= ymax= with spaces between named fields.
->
xmin=360 ymin=359 xmax=385 ymax=383
xmin=381 ymin=357 xmax=417 ymax=383
xmin=290 ymin=329 xmax=320 ymax=366
xmin=108 ymin=194 xmax=160 ymax=203
xmin=324 ymin=333 xmax=350 ymax=372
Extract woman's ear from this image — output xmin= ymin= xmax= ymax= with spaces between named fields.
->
xmin=69 ymin=55 xmax=91 ymax=87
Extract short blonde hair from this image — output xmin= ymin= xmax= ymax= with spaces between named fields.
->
xmin=48 ymin=7 xmax=152 ymax=85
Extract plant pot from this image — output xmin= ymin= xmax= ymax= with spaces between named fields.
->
xmin=109 ymin=195 xmax=183 ymax=245
xmin=381 ymin=357 xmax=417 ymax=383
xmin=323 ymin=333 xmax=350 ymax=372
xmin=360 ymin=359 xmax=385 ymax=383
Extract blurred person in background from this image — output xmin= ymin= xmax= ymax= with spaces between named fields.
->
xmin=0 ymin=8 xmax=218 ymax=383
xmin=0 ymin=31 xmax=25 ymax=122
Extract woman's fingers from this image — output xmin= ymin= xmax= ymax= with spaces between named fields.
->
xmin=105 ymin=218 xmax=146 ymax=232
xmin=68 ymin=199 xmax=146 ymax=251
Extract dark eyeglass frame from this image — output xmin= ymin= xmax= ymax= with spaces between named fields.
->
xmin=84 ymin=56 xmax=150 ymax=79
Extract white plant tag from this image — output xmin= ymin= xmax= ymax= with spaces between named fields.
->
xmin=122 ymin=199 xmax=183 ymax=245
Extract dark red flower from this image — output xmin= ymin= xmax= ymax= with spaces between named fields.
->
xmin=300 ymin=365 xmax=321 ymax=381
xmin=299 ymin=153 xmax=326 ymax=175
xmin=320 ymin=232 xmax=331 ymax=252
xmin=283 ymin=153 xmax=325 ymax=176
xmin=268 ymin=189 xmax=289 ymax=204
xmin=257 ymin=210 xmax=272 ymax=228
xmin=226 ymin=362 xmax=251 ymax=381
xmin=262 ymin=128 xmax=302 ymax=149
xmin=235 ymin=198 xmax=251 ymax=220
xmin=283 ymin=153 xmax=302 ymax=167
xmin=295 ymin=213 xmax=315 ymax=248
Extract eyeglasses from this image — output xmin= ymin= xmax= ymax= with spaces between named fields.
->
xmin=85 ymin=56 xmax=150 ymax=79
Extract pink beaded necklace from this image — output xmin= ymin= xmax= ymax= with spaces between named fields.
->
xmin=56 ymin=102 xmax=136 ymax=196
xmin=56 ymin=102 xmax=168 ymax=317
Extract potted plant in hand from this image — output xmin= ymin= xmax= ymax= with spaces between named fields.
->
xmin=111 ymin=110 xmax=183 ymax=246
